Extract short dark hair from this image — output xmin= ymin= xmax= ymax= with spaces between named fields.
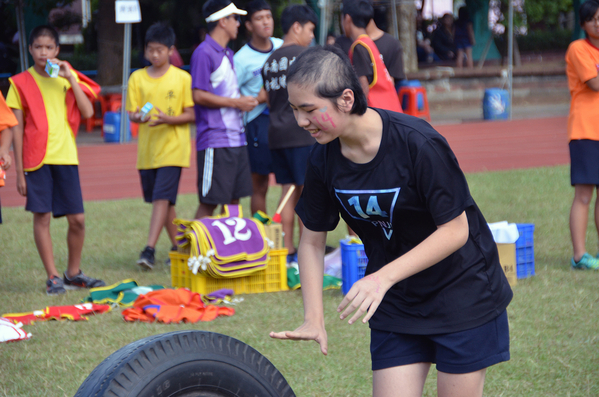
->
xmin=145 ymin=22 xmax=176 ymax=48
xmin=580 ymin=0 xmax=599 ymax=25
xmin=280 ymin=5 xmax=318 ymax=34
xmin=342 ymin=0 xmax=373 ymax=29
xmin=29 ymin=25 xmax=59 ymax=46
xmin=245 ymin=0 xmax=271 ymax=21
xmin=287 ymin=45 xmax=368 ymax=115
xmin=203 ymin=0 xmax=233 ymax=32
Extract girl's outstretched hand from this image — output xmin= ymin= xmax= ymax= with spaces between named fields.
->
xmin=337 ymin=273 xmax=389 ymax=325
xmin=270 ymin=320 xmax=328 ymax=355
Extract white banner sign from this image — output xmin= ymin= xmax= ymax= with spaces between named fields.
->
xmin=115 ymin=0 xmax=141 ymax=24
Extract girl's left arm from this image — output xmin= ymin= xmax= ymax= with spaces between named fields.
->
xmin=338 ymin=211 xmax=469 ymax=324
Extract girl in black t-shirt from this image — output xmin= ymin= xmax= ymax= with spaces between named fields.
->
xmin=269 ymin=45 xmax=512 ymax=397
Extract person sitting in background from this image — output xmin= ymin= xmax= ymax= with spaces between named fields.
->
xmin=431 ymin=13 xmax=455 ymax=61
xmin=454 ymin=6 xmax=475 ymax=68
xmin=416 ymin=10 xmax=436 ymax=63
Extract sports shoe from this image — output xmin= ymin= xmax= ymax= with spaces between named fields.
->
xmin=63 ymin=271 xmax=106 ymax=290
xmin=164 ymin=245 xmax=178 ymax=266
xmin=137 ymin=246 xmax=155 ymax=270
xmin=571 ymin=253 xmax=599 ymax=270
xmin=46 ymin=276 xmax=66 ymax=295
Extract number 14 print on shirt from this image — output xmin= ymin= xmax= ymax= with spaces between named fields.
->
xmin=335 ymin=188 xmax=400 ymax=240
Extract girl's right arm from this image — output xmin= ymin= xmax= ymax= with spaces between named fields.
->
xmin=269 ymin=228 xmax=329 ymax=355
xmin=10 ymin=109 xmax=26 ymax=197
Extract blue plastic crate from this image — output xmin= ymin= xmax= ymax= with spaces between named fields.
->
xmin=515 ymin=224 xmax=535 ymax=278
xmin=340 ymin=239 xmax=368 ymax=295
xmin=515 ymin=224 xmax=534 ymax=248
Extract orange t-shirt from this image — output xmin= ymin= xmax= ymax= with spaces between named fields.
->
xmin=0 ymin=91 xmax=17 ymax=131
xmin=566 ymin=39 xmax=599 ymax=141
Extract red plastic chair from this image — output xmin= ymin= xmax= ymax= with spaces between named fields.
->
xmin=398 ymin=86 xmax=431 ymax=122
xmin=84 ymin=95 xmax=107 ymax=132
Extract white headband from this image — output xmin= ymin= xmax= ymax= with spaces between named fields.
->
xmin=205 ymin=3 xmax=247 ymax=23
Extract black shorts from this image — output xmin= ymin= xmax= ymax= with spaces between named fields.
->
xmin=139 ymin=166 xmax=182 ymax=205
xmin=370 ymin=310 xmax=510 ymax=374
xmin=271 ymin=145 xmax=312 ymax=185
xmin=197 ymin=147 xmax=253 ymax=205
xmin=245 ymin=113 xmax=272 ymax=176
xmin=569 ymin=139 xmax=599 ymax=186
xmin=24 ymin=164 xmax=84 ymax=217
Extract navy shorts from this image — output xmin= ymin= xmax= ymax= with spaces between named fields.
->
xmin=370 ymin=310 xmax=510 ymax=374
xmin=271 ymin=145 xmax=312 ymax=185
xmin=455 ymin=38 xmax=472 ymax=50
xmin=569 ymin=140 xmax=599 ymax=186
xmin=24 ymin=164 xmax=84 ymax=217
xmin=139 ymin=166 xmax=182 ymax=205
xmin=246 ymin=113 xmax=272 ymax=176
xmin=197 ymin=147 xmax=253 ymax=205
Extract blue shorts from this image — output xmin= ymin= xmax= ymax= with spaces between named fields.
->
xmin=139 ymin=166 xmax=182 ymax=205
xmin=271 ymin=145 xmax=312 ymax=185
xmin=569 ymin=140 xmax=599 ymax=186
xmin=24 ymin=165 xmax=84 ymax=217
xmin=246 ymin=113 xmax=272 ymax=176
xmin=197 ymin=147 xmax=253 ymax=205
xmin=370 ymin=310 xmax=510 ymax=374
xmin=455 ymin=38 xmax=472 ymax=50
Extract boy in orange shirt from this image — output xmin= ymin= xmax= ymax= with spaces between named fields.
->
xmin=6 ymin=25 xmax=106 ymax=294
xmin=0 ymin=91 xmax=18 ymax=225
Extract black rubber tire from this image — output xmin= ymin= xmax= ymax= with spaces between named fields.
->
xmin=75 ymin=330 xmax=295 ymax=397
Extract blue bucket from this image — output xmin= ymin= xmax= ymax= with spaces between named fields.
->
xmin=399 ymin=80 xmax=424 ymax=110
xmin=482 ymin=88 xmax=509 ymax=120
xmin=103 ymin=111 xmax=131 ymax=143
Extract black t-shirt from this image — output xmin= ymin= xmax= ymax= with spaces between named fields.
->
xmin=374 ymin=33 xmax=406 ymax=82
xmin=262 ymin=45 xmax=315 ymax=150
xmin=296 ymin=109 xmax=513 ymax=335
xmin=352 ymin=44 xmax=374 ymax=84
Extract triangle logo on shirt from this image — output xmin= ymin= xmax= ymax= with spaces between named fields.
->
xmin=334 ymin=187 xmax=400 ymax=240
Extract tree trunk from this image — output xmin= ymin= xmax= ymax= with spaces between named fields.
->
xmin=397 ymin=0 xmax=418 ymax=73
xmin=97 ymin=0 xmax=123 ymax=87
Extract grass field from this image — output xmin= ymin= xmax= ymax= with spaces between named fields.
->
xmin=1 ymin=165 xmax=598 ymax=396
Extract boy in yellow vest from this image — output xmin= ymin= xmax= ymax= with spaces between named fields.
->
xmin=127 ymin=22 xmax=195 ymax=270
xmin=6 ymin=25 xmax=105 ymax=294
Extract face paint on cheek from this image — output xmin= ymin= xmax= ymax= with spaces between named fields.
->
xmin=311 ymin=117 xmax=329 ymax=130
xmin=321 ymin=112 xmax=336 ymax=128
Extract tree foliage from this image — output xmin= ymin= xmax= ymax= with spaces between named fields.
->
xmin=492 ymin=0 xmax=573 ymax=31
xmin=524 ymin=0 xmax=571 ymax=29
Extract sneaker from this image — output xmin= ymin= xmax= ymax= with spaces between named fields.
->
xmin=63 ymin=271 xmax=106 ymax=290
xmin=46 ymin=276 xmax=66 ymax=295
xmin=137 ymin=246 xmax=155 ymax=270
xmin=165 ymin=245 xmax=177 ymax=266
xmin=571 ymin=253 xmax=599 ymax=270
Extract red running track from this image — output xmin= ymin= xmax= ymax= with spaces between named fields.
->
xmin=0 ymin=117 xmax=569 ymax=208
